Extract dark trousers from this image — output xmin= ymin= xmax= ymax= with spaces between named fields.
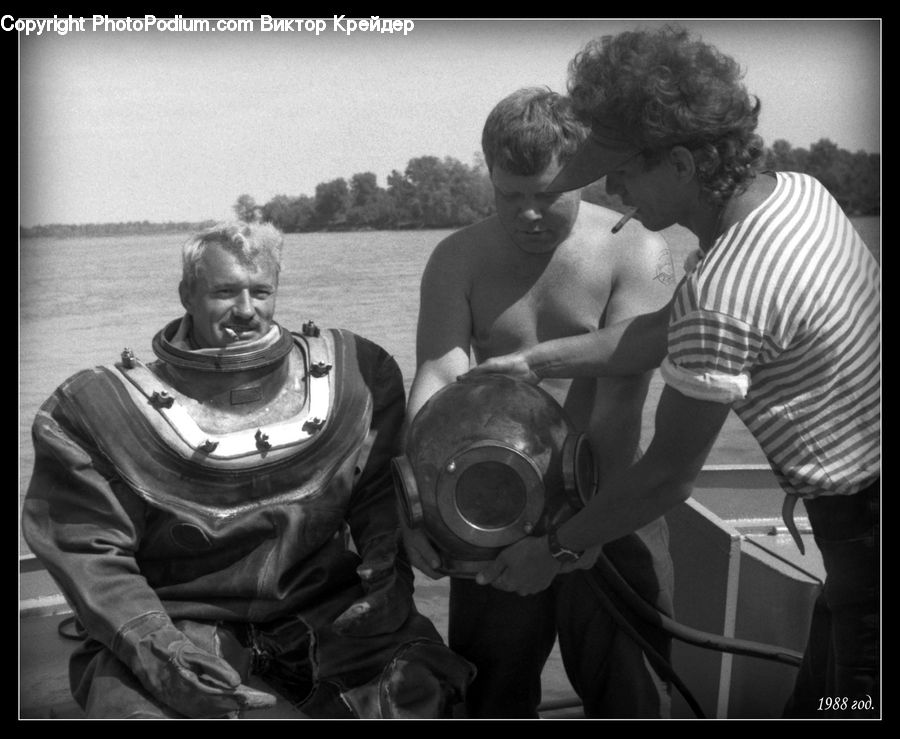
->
xmin=448 ymin=517 xmax=674 ymax=718
xmin=783 ymin=479 xmax=880 ymax=718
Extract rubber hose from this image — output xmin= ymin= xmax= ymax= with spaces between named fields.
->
xmin=594 ymin=552 xmax=803 ymax=666
xmin=582 ymin=569 xmax=707 ymax=718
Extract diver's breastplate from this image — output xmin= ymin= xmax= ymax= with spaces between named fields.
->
xmin=64 ymin=329 xmax=372 ymax=523
xmin=118 ymin=342 xmax=331 ymax=466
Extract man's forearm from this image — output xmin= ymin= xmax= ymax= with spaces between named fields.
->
xmin=557 ymin=465 xmax=693 ymax=552
xmin=528 ymin=306 xmax=670 ymax=379
xmin=556 ymin=384 xmax=729 ymax=550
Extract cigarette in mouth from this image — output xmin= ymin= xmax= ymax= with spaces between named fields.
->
xmin=611 ymin=207 xmax=639 ymax=234
xmin=223 ymin=328 xmax=239 ymax=341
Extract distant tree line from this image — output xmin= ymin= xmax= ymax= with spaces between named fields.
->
xmin=20 ymin=138 xmax=878 ymax=239
xmin=584 ymin=138 xmax=879 ymax=217
xmin=762 ymin=138 xmax=879 ymax=216
xmin=235 ymin=138 xmax=879 ymax=234
xmin=232 ymin=155 xmax=495 ymax=233
xmin=19 ymin=219 xmax=217 ymax=240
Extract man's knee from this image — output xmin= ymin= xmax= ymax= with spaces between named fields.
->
xmin=342 ymin=641 xmax=476 ymax=718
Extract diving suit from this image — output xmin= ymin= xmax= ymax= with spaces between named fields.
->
xmin=22 ymin=318 xmax=474 ymax=719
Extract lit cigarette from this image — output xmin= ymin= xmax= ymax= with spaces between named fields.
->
xmin=223 ymin=327 xmax=239 ymax=341
xmin=611 ymin=207 xmax=639 ymax=234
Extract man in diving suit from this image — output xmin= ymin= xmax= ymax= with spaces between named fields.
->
xmin=21 ymin=221 xmax=474 ymax=719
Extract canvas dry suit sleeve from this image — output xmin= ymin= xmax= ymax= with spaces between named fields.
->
xmin=333 ymin=339 xmax=414 ymax=636
xmin=21 ymin=371 xmax=180 ymax=647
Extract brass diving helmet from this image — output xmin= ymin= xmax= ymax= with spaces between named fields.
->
xmin=392 ymin=375 xmax=596 ymax=577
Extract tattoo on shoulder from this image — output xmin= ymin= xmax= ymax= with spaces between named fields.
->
xmin=653 ymin=248 xmax=675 ymax=286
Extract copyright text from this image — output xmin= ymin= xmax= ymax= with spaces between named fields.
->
xmin=1 ymin=15 xmax=416 ymax=36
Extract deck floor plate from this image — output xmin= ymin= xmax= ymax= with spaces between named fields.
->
xmin=19 ymin=613 xmax=82 ymax=719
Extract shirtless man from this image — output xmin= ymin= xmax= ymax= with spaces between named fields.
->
xmin=402 ymin=87 xmax=677 ymax=718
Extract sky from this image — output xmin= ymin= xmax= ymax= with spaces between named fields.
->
xmin=15 ymin=17 xmax=880 ymax=227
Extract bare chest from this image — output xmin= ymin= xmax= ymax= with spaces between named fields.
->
xmin=470 ymin=256 xmax=612 ymax=358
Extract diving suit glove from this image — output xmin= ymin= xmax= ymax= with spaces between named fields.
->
xmin=113 ymin=612 xmax=277 ymax=718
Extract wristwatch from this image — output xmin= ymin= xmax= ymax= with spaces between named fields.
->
xmin=547 ymin=527 xmax=583 ymax=564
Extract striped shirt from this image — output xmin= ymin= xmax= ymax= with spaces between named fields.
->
xmin=660 ymin=171 xmax=880 ymax=497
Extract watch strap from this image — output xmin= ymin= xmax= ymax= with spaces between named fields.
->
xmin=547 ymin=527 xmax=582 ymax=564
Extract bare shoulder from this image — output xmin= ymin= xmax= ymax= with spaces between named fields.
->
xmin=577 ymin=202 xmax=674 ymax=286
xmin=575 ymin=201 xmax=627 ymax=234
xmin=577 ymin=202 xmax=666 ymax=251
xmin=426 ymin=217 xmax=499 ymax=270
xmin=420 ymin=217 xmax=502 ymax=295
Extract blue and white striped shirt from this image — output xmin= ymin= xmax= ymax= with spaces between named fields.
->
xmin=661 ymin=171 xmax=880 ymax=497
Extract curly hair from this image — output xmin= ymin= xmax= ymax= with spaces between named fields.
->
xmin=181 ymin=221 xmax=284 ymax=292
xmin=482 ymin=86 xmax=590 ymax=176
xmin=568 ymin=25 xmax=765 ymax=204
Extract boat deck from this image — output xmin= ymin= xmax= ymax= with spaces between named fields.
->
xmin=20 ymin=466 xmax=828 ymax=720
